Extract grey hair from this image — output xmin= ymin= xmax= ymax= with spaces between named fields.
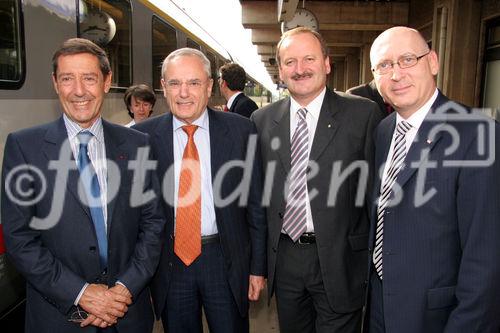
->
xmin=161 ymin=47 xmax=211 ymax=79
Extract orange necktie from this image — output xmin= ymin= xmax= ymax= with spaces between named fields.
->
xmin=174 ymin=125 xmax=201 ymax=266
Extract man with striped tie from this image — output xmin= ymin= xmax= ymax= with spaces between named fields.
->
xmin=251 ymin=27 xmax=382 ymax=333
xmin=367 ymin=26 xmax=500 ymax=333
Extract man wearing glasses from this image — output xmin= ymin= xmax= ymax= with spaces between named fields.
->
xmin=133 ymin=48 xmax=266 ymax=333
xmin=367 ymin=26 xmax=500 ymax=332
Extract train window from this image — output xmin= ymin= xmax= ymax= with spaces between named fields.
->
xmin=186 ymin=38 xmax=200 ymax=50
xmin=206 ymin=52 xmax=219 ymax=96
xmin=0 ymin=0 xmax=25 ymax=89
xmin=152 ymin=16 xmax=177 ymax=91
xmin=79 ymin=0 xmax=132 ymax=89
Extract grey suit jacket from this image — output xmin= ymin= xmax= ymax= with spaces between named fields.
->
xmin=251 ymin=88 xmax=382 ymax=312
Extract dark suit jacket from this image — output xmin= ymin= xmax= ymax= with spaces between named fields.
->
xmin=230 ymin=93 xmax=259 ymax=118
xmin=251 ymin=88 xmax=382 ymax=312
xmin=133 ymin=108 xmax=266 ymax=318
xmin=367 ymin=93 xmax=500 ymax=332
xmin=1 ymin=117 xmax=166 ymax=333
xmin=347 ymin=80 xmax=388 ymax=117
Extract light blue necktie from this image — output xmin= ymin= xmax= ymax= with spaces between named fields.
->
xmin=77 ymin=131 xmax=108 ymax=268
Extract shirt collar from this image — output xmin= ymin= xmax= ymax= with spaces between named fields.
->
xmin=290 ymin=87 xmax=326 ymax=120
xmin=227 ymin=91 xmax=242 ymax=109
xmin=63 ymin=114 xmax=104 ymax=143
xmin=396 ymin=88 xmax=438 ymax=131
xmin=173 ymin=108 xmax=209 ymax=132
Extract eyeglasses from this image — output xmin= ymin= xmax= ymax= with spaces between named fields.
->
xmin=372 ymin=51 xmax=430 ymax=75
xmin=164 ymin=79 xmax=208 ymax=90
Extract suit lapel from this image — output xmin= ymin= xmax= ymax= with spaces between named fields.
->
xmin=154 ymin=113 xmax=175 ymax=206
xmin=310 ymin=90 xmax=341 ymax=161
xmin=371 ymin=114 xmax=396 ymax=219
xmin=229 ymin=93 xmax=242 ymax=113
xmin=395 ymin=94 xmax=447 ymax=189
xmin=208 ymin=109 xmax=232 ymax=180
xmin=102 ymin=120 xmax=128 ymax=231
xmin=42 ymin=117 xmax=92 ymax=219
xmin=269 ymin=99 xmax=292 ymax=173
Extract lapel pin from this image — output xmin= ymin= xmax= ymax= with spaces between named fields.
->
xmin=118 ymin=154 xmax=126 ymax=160
xmin=426 ymin=139 xmax=432 ymax=144
xmin=328 ymin=124 xmax=332 ymax=128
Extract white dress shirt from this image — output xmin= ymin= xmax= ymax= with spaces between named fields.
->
xmin=173 ymin=110 xmax=217 ymax=236
xmin=226 ymin=91 xmax=243 ymax=110
xmin=287 ymin=87 xmax=327 ymax=233
xmin=64 ymin=114 xmax=109 ymax=306
xmin=380 ymin=89 xmax=439 ymax=187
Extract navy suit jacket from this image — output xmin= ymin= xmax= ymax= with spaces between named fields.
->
xmin=1 ymin=117 xmax=166 ymax=333
xmin=133 ymin=108 xmax=266 ymax=318
xmin=230 ymin=93 xmax=259 ymax=118
xmin=367 ymin=93 xmax=500 ymax=332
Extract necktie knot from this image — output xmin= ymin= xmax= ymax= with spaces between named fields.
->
xmin=297 ymin=108 xmax=308 ymax=121
xmin=396 ymin=120 xmax=412 ymax=136
xmin=78 ymin=131 xmax=93 ymax=146
xmin=182 ymin=125 xmax=198 ymax=138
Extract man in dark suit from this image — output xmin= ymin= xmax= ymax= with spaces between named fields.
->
xmin=251 ymin=27 xmax=382 ymax=333
xmin=347 ymin=80 xmax=390 ymax=117
xmin=1 ymin=38 xmax=165 ymax=332
xmin=367 ymin=26 xmax=500 ymax=333
xmin=133 ymin=48 xmax=266 ymax=333
xmin=219 ymin=63 xmax=259 ymax=118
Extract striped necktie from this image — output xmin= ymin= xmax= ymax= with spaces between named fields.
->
xmin=282 ymin=108 xmax=309 ymax=242
xmin=373 ymin=120 xmax=412 ymax=279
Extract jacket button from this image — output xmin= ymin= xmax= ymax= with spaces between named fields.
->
xmin=89 ymin=246 xmax=96 ymax=252
xmin=169 ymin=262 xmax=173 ymax=267
xmin=278 ymin=212 xmax=284 ymax=219
xmin=272 ymin=247 xmax=277 ymax=253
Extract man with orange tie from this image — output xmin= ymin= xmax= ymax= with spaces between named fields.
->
xmin=133 ymin=48 xmax=266 ymax=333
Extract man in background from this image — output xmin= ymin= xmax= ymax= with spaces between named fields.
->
xmin=347 ymin=79 xmax=389 ymax=117
xmin=219 ymin=63 xmax=258 ymax=117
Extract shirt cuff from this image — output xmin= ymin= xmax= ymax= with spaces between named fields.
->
xmin=116 ymin=280 xmax=127 ymax=289
xmin=74 ymin=283 xmax=89 ymax=306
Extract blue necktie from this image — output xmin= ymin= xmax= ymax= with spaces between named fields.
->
xmin=77 ymin=131 xmax=108 ymax=268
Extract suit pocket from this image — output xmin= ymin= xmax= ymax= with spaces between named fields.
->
xmin=427 ymin=286 xmax=457 ymax=309
xmin=348 ymin=233 xmax=369 ymax=251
